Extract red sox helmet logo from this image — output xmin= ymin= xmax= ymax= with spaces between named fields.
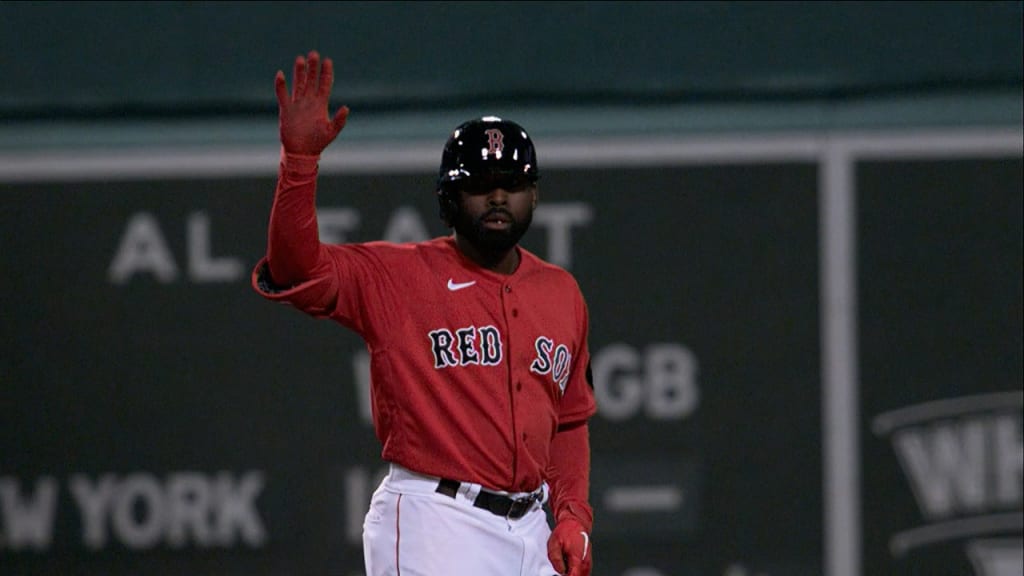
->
xmin=484 ymin=128 xmax=504 ymax=158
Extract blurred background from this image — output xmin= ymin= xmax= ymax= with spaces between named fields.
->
xmin=1 ymin=2 xmax=1021 ymax=575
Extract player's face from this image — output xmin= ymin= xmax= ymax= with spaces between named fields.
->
xmin=452 ymin=175 xmax=536 ymax=254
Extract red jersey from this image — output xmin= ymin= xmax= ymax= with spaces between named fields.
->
xmin=253 ymin=234 xmax=596 ymax=493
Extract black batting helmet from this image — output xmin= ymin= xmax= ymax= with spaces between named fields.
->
xmin=436 ymin=116 xmax=539 ymax=225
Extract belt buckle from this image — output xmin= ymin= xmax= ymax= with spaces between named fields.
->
xmin=507 ymin=491 xmax=539 ymax=519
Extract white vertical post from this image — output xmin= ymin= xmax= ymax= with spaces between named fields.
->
xmin=821 ymin=140 xmax=859 ymax=576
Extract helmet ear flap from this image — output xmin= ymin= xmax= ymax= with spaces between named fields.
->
xmin=437 ymin=187 xmax=459 ymax=227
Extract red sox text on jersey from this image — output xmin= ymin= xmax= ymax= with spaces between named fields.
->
xmin=428 ymin=328 xmax=573 ymax=394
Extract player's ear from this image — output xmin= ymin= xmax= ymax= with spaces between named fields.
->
xmin=530 ymin=184 xmax=539 ymax=209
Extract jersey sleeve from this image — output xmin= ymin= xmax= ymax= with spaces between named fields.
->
xmin=557 ymin=283 xmax=598 ymax=426
xmin=252 ymin=240 xmax=400 ymax=342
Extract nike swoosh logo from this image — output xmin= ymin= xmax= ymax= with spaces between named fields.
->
xmin=447 ymin=279 xmax=476 ymax=291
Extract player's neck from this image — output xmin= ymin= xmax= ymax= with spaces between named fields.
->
xmin=454 ymin=234 xmax=520 ymax=275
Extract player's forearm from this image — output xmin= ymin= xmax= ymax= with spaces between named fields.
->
xmin=266 ymin=151 xmax=324 ymax=285
xmin=546 ymin=421 xmax=594 ymax=532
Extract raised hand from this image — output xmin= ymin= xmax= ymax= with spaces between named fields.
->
xmin=274 ymin=51 xmax=350 ymax=156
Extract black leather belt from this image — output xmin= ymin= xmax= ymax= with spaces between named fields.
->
xmin=435 ymin=478 xmax=542 ymax=519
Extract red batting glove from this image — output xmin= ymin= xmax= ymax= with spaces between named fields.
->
xmin=274 ymin=50 xmax=350 ymax=156
xmin=547 ymin=518 xmax=592 ymax=576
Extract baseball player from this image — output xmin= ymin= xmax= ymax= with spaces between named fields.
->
xmin=252 ymin=51 xmax=596 ymax=576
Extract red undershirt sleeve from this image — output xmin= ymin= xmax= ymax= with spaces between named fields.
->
xmin=546 ymin=421 xmax=594 ymax=533
xmin=266 ymin=149 xmax=323 ymax=286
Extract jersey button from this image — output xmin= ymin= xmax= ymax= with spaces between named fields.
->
xmin=504 ymin=285 xmax=511 ymax=293
xmin=516 ymin=381 xmax=522 ymax=391
xmin=512 ymin=308 xmax=519 ymax=317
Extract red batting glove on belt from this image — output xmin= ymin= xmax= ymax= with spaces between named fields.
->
xmin=274 ymin=51 xmax=350 ymax=156
xmin=547 ymin=517 xmax=592 ymax=576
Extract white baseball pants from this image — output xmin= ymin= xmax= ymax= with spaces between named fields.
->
xmin=363 ymin=463 xmax=559 ymax=576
